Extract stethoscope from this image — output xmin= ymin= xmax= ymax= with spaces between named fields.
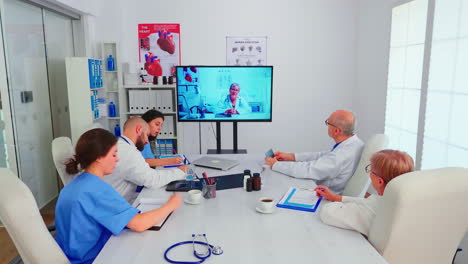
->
xmin=164 ymin=234 xmax=223 ymax=264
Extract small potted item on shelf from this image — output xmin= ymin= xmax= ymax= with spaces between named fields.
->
xmin=139 ymin=67 xmax=152 ymax=84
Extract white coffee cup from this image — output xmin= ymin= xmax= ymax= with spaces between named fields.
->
xmin=258 ymin=197 xmax=275 ymax=212
xmin=187 ymin=190 xmax=202 ymax=204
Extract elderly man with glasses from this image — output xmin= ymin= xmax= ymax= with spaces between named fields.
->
xmin=265 ymin=110 xmax=364 ymax=194
xmin=217 ymin=83 xmax=251 ymax=115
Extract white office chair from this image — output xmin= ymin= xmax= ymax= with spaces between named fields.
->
xmin=368 ymin=167 xmax=468 ymax=264
xmin=0 ymin=168 xmax=70 ymax=264
xmin=52 ymin=137 xmax=76 ymax=185
xmin=342 ymin=134 xmax=389 ymax=197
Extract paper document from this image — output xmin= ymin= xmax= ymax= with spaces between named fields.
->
xmin=136 ymin=198 xmax=171 ymax=229
xmin=277 ymin=187 xmax=322 ymax=212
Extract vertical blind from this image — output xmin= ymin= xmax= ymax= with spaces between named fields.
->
xmin=384 ymin=0 xmax=428 ymax=161
xmin=385 ymin=0 xmax=468 ymax=169
xmin=422 ymin=0 xmax=468 ymax=169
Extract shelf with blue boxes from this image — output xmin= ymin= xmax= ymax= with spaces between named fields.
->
xmin=88 ymin=59 xmax=103 ymax=89
xmin=88 ymin=58 xmax=103 ymax=120
xmin=154 ymin=139 xmax=177 ymax=156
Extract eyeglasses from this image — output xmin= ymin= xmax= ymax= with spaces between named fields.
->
xmin=365 ymin=164 xmax=378 ymax=176
xmin=230 ymin=88 xmax=240 ymax=92
xmin=325 ymin=119 xmax=339 ymax=129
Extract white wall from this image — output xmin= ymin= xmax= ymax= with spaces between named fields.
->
xmin=91 ymin=0 xmax=359 ymax=154
xmin=355 ymin=0 xmax=400 ymax=142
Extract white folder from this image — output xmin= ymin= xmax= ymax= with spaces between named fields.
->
xmin=162 ymin=90 xmax=173 ymax=112
xmin=149 ymin=89 xmax=157 ymax=110
xmin=135 ymin=90 xmax=143 ymax=113
xmin=164 ymin=115 xmax=174 ymax=137
xmin=128 ymin=90 xmax=136 ymax=113
xmin=156 ymin=90 xmax=163 ymax=111
xmin=142 ymin=90 xmax=151 ymax=112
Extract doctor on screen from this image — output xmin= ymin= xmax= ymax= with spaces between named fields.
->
xmin=217 ymin=83 xmax=251 ymax=114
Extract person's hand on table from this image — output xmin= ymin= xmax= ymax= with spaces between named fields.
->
xmin=314 ymin=185 xmax=342 ymax=202
xmin=166 ymin=193 xmax=182 ymax=210
xmin=225 ymin=108 xmax=239 ymax=115
xmin=264 ymin=157 xmax=278 ymax=167
xmin=274 ymin=151 xmax=295 ymax=161
xmin=163 ymin=157 xmax=183 ymax=165
xmin=178 ymin=165 xmax=189 ymax=173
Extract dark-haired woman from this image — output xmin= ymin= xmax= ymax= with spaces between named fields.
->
xmin=55 ymin=128 xmax=181 ymax=264
xmin=141 ymin=109 xmax=183 ymax=167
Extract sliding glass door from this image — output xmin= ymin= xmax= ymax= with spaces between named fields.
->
xmin=2 ymin=0 xmax=76 ymax=207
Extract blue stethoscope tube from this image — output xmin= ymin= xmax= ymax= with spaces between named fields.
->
xmin=164 ymin=241 xmax=215 ymax=264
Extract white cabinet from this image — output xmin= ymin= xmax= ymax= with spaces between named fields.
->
xmin=65 ymin=57 xmax=103 ymax=143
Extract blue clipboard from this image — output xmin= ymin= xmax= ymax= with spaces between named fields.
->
xmin=276 ymin=187 xmax=323 ymax=212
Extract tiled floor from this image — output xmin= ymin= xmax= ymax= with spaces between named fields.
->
xmin=0 ymin=198 xmax=56 ymax=264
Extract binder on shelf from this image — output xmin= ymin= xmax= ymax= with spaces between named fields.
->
xmin=128 ymin=90 xmax=136 ymax=113
xmin=276 ymin=187 xmax=323 ymax=212
xmin=161 ymin=90 xmax=172 ymax=112
xmin=149 ymin=90 xmax=157 ymax=110
xmin=164 ymin=115 xmax=175 ymax=137
xmin=143 ymin=90 xmax=151 ymax=112
xmin=134 ymin=90 xmax=142 ymax=113
xmin=135 ymin=90 xmax=150 ymax=113
xmin=155 ymin=90 xmax=162 ymax=111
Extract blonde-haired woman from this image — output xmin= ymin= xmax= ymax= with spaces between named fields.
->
xmin=314 ymin=149 xmax=414 ymax=237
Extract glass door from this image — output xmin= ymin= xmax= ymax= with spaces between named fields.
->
xmin=2 ymin=0 xmax=76 ymax=207
xmin=44 ymin=9 xmax=74 ymax=139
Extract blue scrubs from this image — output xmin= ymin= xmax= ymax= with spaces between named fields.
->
xmin=141 ymin=143 xmax=155 ymax=159
xmin=55 ymin=172 xmax=139 ymax=264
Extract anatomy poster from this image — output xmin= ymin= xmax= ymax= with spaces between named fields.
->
xmin=226 ymin=36 xmax=267 ymax=66
xmin=138 ymin=23 xmax=181 ymax=76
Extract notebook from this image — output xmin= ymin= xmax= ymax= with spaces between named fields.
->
xmin=192 ymin=156 xmax=240 ymax=171
xmin=276 ymin=187 xmax=323 ymax=212
xmin=135 ymin=198 xmax=172 ymax=230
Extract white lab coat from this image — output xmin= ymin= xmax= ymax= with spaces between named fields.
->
xmin=272 ymin=135 xmax=364 ymax=194
xmin=104 ymin=136 xmax=185 ymax=203
xmin=217 ymin=95 xmax=250 ymax=114
xmin=319 ymin=195 xmax=381 ymax=237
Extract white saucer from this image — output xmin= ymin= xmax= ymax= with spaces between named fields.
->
xmin=255 ymin=206 xmax=274 ymax=214
xmin=184 ymin=198 xmax=201 ymax=205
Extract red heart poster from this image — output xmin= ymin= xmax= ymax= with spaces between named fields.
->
xmin=138 ymin=24 xmax=181 ymax=77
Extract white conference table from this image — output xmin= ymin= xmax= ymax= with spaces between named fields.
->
xmin=94 ymin=154 xmax=387 ymax=264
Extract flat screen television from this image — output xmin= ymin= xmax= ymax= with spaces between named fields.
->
xmin=175 ymin=66 xmax=273 ymax=122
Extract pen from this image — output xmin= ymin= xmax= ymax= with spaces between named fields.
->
xmin=183 ymin=155 xmax=190 ymax=165
xmin=202 ymin=172 xmax=211 ymax=185
xmin=193 ymin=171 xmax=201 ymax=181
xmin=164 ymin=164 xmax=184 ymax=168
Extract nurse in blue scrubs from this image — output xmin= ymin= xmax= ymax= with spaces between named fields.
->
xmin=141 ymin=109 xmax=183 ymax=166
xmin=55 ymin=128 xmax=182 ymax=264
